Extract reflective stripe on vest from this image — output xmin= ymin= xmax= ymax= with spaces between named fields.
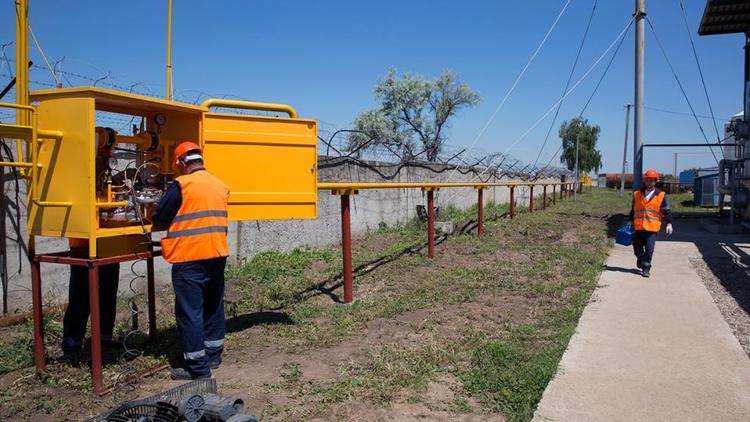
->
xmin=632 ymin=190 xmax=664 ymax=232
xmin=161 ymin=170 xmax=230 ymax=263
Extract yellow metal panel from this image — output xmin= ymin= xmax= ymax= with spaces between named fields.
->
xmin=28 ymin=97 xmax=95 ymax=238
xmin=98 ymin=234 xmax=149 ymax=258
xmin=31 ymin=86 xmax=205 ymax=114
xmin=203 ymin=113 xmax=318 ymax=220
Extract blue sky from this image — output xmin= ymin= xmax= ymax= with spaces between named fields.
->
xmin=1 ymin=0 xmax=745 ymax=175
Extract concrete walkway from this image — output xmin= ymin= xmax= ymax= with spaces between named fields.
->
xmin=534 ymin=227 xmax=750 ymax=421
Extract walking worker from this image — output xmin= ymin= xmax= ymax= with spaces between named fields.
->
xmin=152 ymin=141 xmax=230 ymax=380
xmin=61 ymin=238 xmax=120 ymax=365
xmin=628 ymin=169 xmax=673 ymax=278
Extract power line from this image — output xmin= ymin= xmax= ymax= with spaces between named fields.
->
xmin=678 ymin=0 xmax=723 ymax=143
xmin=533 ymin=0 xmax=598 ymax=168
xmin=444 ymin=0 xmax=573 ymax=183
xmin=535 ymin=19 xmax=633 ymax=179
xmin=459 ymin=16 xmax=633 ymax=188
xmin=646 ymin=17 xmax=720 ymax=165
xmin=504 ymin=16 xmax=635 ymax=156
xmin=645 ymin=105 xmax=729 ymax=122
xmin=28 ymin=23 xmax=60 ymax=87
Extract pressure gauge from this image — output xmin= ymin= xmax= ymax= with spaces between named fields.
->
xmin=107 ymin=157 xmax=119 ymax=170
xmin=154 ymin=113 xmax=167 ymax=126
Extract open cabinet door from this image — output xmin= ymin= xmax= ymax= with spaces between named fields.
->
xmin=202 ymin=113 xmax=318 ymax=220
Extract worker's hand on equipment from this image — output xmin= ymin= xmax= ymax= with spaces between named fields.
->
xmin=665 ymin=223 xmax=673 ymax=236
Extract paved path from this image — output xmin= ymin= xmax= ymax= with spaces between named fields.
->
xmin=533 ymin=230 xmax=750 ymax=422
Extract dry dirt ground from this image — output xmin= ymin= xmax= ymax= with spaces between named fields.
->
xmin=0 ymin=189 xmax=623 ymax=421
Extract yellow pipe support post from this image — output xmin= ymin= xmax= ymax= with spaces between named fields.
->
xmin=165 ymin=0 xmax=173 ymax=101
xmin=15 ymin=0 xmax=29 ymax=178
xmin=0 ymin=161 xmax=34 ymax=168
xmin=201 ymin=98 xmax=299 ymax=119
xmin=37 ymin=129 xmax=64 ymax=139
xmin=30 ymin=112 xmax=38 ymax=203
xmin=95 ymin=201 xmax=129 ymax=209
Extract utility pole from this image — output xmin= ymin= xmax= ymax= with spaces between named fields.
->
xmin=166 ymin=0 xmax=173 ymax=100
xmin=673 ymin=152 xmax=677 ymax=179
xmin=633 ymin=0 xmax=646 ymax=189
xmin=574 ymin=131 xmax=579 ymax=202
xmin=620 ymin=104 xmax=632 ymax=195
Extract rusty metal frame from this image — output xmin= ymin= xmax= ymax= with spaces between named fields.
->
xmin=31 ymin=249 xmax=160 ymax=395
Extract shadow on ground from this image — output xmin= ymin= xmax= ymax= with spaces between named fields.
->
xmin=661 ymin=217 xmax=750 ymax=322
xmin=603 ymin=265 xmax=641 ymax=275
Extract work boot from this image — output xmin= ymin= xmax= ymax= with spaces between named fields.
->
xmin=61 ymin=350 xmax=82 ymax=367
xmin=209 ymin=357 xmax=221 ymax=370
xmin=642 ymin=268 xmax=650 ymax=278
xmin=169 ymin=367 xmax=212 ymax=381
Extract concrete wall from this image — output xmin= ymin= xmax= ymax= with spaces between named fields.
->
xmin=1 ymin=158 xmax=553 ymax=312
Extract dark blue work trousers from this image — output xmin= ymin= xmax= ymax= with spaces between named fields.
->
xmin=62 ymin=263 xmax=120 ymax=352
xmin=633 ymin=230 xmax=658 ymax=270
xmin=172 ymin=257 xmax=226 ymax=376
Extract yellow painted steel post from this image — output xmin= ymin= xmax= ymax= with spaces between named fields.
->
xmin=165 ymin=0 xmax=173 ymax=100
xmin=15 ymin=0 xmax=30 ymax=176
xmin=15 ymin=0 xmax=29 ymax=123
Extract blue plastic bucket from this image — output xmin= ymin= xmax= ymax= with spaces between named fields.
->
xmin=615 ymin=225 xmax=634 ymax=246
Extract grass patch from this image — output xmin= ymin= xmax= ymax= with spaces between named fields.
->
xmin=666 ymin=192 xmax=716 ymax=214
xmin=227 ymin=247 xmax=337 ymax=312
xmin=0 ymin=188 xmax=627 ymax=421
xmin=252 ymin=189 xmax=623 ymax=421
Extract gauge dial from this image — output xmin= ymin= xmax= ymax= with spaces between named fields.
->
xmin=154 ymin=113 xmax=167 ymax=126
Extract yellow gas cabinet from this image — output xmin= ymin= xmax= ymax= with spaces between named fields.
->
xmin=28 ymin=87 xmax=318 ymax=257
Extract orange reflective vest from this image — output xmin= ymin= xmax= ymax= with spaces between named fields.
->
xmin=633 ymin=189 xmax=665 ymax=232
xmin=161 ymin=170 xmax=230 ymax=264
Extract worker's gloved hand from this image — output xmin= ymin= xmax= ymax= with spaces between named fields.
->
xmin=666 ymin=223 xmax=673 ymax=236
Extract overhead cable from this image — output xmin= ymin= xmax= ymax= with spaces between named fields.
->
xmin=678 ymin=0 xmax=723 ymax=143
xmin=503 ymin=16 xmax=635 ymax=156
xmin=533 ymin=0 xmax=598 ymax=168
xmin=535 ymin=19 xmax=633 ymax=179
xmin=645 ymin=105 xmax=729 ymax=122
xmin=646 ymin=17 xmax=720 ymax=165
xmin=444 ymin=0 xmax=573 ymax=183
xmin=28 ymin=24 xmax=61 ymax=87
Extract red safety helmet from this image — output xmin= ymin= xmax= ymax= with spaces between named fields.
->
xmin=172 ymin=141 xmax=202 ymax=170
xmin=644 ymin=169 xmax=660 ymax=181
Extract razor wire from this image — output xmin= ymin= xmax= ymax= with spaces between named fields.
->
xmin=316 ymin=127 xmax=572 ymax=182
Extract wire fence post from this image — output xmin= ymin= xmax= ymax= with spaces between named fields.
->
xmin=340 ymin=193 xmax=354 ymax=303
xmin=510 ymin=186 xmax=515 ymax=219
xmin=543 ymin=185 xmax=547 ymax=209
xmin=476 ymin=187 xmax=484 ymax=238
xmin=529 ymin=186 xmax=535 ymax=213
xmin=425 ymin=189 xmax=436 ymax=258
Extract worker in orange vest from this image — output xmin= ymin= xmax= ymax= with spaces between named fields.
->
xmin=628 ymin=169 xmax=673 ymax=278
xmin=61 ymin=239 xmax=120 ymax=365
xmin=152 ymin=141 xmax=230 ymax=380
